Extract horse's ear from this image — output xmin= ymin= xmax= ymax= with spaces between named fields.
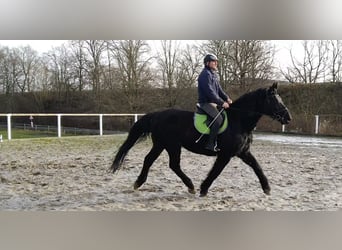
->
xmin=271 ymin=82 xmax=278 ymax=90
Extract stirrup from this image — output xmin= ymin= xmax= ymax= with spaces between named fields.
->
xmin=205 ymin=143 xmax=220 ymax=152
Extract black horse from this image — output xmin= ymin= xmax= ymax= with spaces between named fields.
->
xmin=110 ymin=83 xmax=292 ymax=197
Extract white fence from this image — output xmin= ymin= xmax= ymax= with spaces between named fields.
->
xmin=0 ymin=113 xmax=339 ymax=141
xmin=0 ymin=113 xmax=144 ymax=140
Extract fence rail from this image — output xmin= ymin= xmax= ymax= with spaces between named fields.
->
xmin=0 ymin=113 xmax=144 ymax=140
xmin=0 ymin=113 xmax=341 ymax=140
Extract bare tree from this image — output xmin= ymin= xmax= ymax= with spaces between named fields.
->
xmin=17 ymin=45 xmax=40 ymax=92
xmin=177 ymin=44 xmax=202 ymax=89
xmin=8 ymin=48 xmax=22 ymax=94
xmin=84 ymin=40 xmax=106 ymax=95
xmin=102 ymin=41 xmax=116 ymax=90
xmin=157 ymin=40 xmax=181 ymax=107
xmin=0 ymin=46 xmax=22 ymax=111
xmin=281 ymin=40 xmax=328 ymax=83
xmin=108 ymin=40 xmax=153 ymax=111
xmin=227 ymin=40 xmax=275 ymax=87
xmin=201 ymin=40 xmax=275 ymax=88
xmin=69 ymin=40 xmax=89 ymax=91
xmin=44 ymin=45 xmax=74 ymax=97
xmin=75 ymin=40 xmax=108 ymax=111
xmin=327 ymin=40 xmax=342 ymax=83
xmin=0 ymin=46 xmax=11 ymax=94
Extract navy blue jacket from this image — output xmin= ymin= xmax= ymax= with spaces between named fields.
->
xmin=197 ymin=66 xmax=229 ymax=106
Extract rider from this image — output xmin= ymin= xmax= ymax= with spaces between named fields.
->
xmin=197 ymin=54 xmax=232 ymax=152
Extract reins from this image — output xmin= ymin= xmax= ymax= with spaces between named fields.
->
xmin=228 ymin=106 xmax=289 ymax=122
xmin=228 ymin=106 xmax=264 ymax=116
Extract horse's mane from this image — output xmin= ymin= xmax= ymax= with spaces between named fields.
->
xmin=225 ymin=87 xmax=268 ymax=132
xmin=230 ymin=87 xmax=267 ymax=109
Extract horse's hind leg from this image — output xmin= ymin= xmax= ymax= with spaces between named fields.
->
xmin=134 ymin=145 xmax=164 ymax=190
xmin=238 ymin=151 xmax=270 ymax=195
xmin=166 ymin=147 xmax=195 ymax=194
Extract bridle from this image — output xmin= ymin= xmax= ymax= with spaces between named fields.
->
xmin=265 ymin=93 xmax=289 ymax=122
xmin=228 ymin=92 xmax=289 ymax=123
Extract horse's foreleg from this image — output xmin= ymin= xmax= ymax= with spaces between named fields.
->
xmin=238 ymin=151 xmax=270 ymax=195
xmin=200 ymin=155 xmax=231 ymax=197
xmin=134 ymin=145 xmax=163 ymax=190
xmin=167 ymin=147 xmax=195 ymax=194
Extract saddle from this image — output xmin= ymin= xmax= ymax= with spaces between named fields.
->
xmin=193 ymin=104 xmax=228 ymax=134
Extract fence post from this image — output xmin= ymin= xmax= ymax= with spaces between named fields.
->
xmin=99 ymin=114 xmax=103 ymax=136
xmin=7 ymin=114 xmax=12 ymax=140
xmin=315 ymin=115 xmax=319 ymax=134
xmin=282 ymin=124 xmax=285 ymax=133
xmin=57 ymin=114 xmax=62 ymax=138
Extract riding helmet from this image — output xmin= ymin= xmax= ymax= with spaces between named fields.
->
xmin=203 ymin=54 xmax=218 ymax=64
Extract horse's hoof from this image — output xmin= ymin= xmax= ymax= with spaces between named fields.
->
xmin=199 ymin=192 xmax=207 ymax=197
xmin=264 ymin=189 xmax=271 ymax=195
xmin=133 ymin=182 xmax=140 ymax=190
xmin=188 ymin=188 xmax=196 ymax=194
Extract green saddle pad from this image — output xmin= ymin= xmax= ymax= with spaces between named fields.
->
xmin=194 ymin=111 xmax=228 ymax=135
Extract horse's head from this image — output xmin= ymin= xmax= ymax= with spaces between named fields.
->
xmin=263 ymin=82 xmax=292 ymax=125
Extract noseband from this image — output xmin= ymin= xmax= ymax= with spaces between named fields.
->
xmin=271 ymin=107 xmax=289 ymax=122
xmin=265 ymin=93 xmax=289 ymax=122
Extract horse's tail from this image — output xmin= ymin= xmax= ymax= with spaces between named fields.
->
xmin=110 ymin=113 xmax=154 ymax=173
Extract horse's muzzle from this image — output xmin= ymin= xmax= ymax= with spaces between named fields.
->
xmin=281 ymin=108 xmax=292 ymax=125
xmin=275 ymin=108 xmax=292 ymax=125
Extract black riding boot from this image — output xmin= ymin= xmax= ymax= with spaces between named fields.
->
xmin=205 ymin=121 xmax=220 ymax=152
